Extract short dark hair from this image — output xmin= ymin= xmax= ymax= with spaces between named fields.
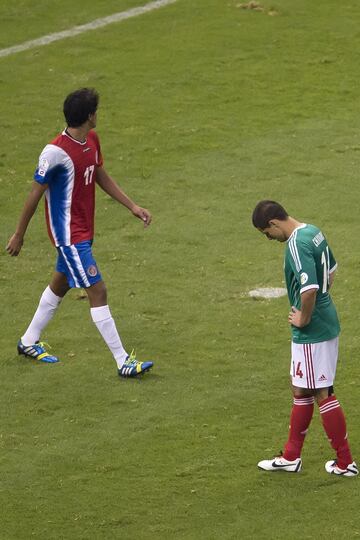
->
xmin=252 ymin=200 xmax=289 ymax=229
xmin=63 ymin=88 xmax=99 ymax=127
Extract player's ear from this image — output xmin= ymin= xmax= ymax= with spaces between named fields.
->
xmin=269 ymin=219 xmax=282 ymax=229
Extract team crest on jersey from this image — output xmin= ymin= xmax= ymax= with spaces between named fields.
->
xmin=87 ymin=265 xmax=98 ymax=277
xmin=300 ymin=272 xmax=308 ymax=285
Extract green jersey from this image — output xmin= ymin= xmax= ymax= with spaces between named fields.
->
xmin=284 ymin=224 xmax=340 ymax=344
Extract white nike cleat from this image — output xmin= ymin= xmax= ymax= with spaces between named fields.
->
xmin=325 ymin=460 xmax=359 ymax=477
xmin=258 ymin=455 xmax=302 ymax=472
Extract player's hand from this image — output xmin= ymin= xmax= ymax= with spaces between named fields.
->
xmin=131 ymin=205 xmax=152 ymax=228
xmin=288 ymin=306 xmax=303 ymax=327
xmin=6 ymin=233 xmax=24 ymax=256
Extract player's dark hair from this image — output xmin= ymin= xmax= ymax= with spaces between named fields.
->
xmin=63 ymin=88 xmax=99 ymax=127
xmin=252 ymin=200 xmax=289 ymax=229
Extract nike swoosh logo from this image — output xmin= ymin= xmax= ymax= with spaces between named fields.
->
xmin=272 ymin=461 xmax=295 ymax=468
xmin=83 ymin=147 xmax=91 ymax=152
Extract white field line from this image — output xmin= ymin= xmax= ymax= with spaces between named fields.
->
xmin=0 ymin=0 xmax=178 ymax=59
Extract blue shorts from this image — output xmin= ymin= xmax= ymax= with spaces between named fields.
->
xmin=56 ymin=240 xmax=102 ymax=289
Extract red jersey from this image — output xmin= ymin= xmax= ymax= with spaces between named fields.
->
xmin=34 ymin=129 xmax=103 ymax=246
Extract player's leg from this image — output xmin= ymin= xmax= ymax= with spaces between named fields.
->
xmin=318 ymin=389 xmax=357 ymax=476
xmin=18 ymin=271 xmax=69 ymax=363
xmin=49 ymin=271 xmax=71 ymax=298
xmin=313 ymin=340 xmax=358 ymax=476
xmin=258 ymin=342 xmax=315 ymax=472
xmin=63 ymin=239 xmax=153 ymax=378
xmin=86 ymin=279 xmax=153 ymax=377
xmin=86 ymin=279 xmax=128 ymax=368
xmin=282 ymin=383 xmax=315 ymax=462
xmin=257 ymin=383 xmax=313 ymax=473
xmin=280 ymin=341 xmax=318 ymax=462
xmin=55 ymin=242 xmax=127 ymax=367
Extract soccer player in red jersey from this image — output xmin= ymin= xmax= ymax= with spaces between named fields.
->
xmin=6 ymin=88 xmax=153 ymax=377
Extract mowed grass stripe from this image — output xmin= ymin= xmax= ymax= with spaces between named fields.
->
xmin=0 ymin=0 xmax=178 ymax=58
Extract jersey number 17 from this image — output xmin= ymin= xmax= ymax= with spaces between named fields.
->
xmin=84 ymin=165 xmax=95 ymax=185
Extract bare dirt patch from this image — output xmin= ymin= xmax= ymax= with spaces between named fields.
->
xmin=236 ymin=2 xmax=279 ymax=15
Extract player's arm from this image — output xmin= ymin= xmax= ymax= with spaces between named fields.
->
xmin=288 ymin=288 xmax=317 ymax=328
xmin=327 ymin=244 xmax=338 ymax=289
xmin=6 ymin=181 xmax=48 ymax=256
xmin=96 ymin=166 xmax=152 ymax=227
xmin=329 ymin=269 xmax=336 ymax=288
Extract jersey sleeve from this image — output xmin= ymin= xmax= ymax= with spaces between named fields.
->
xmin=89 ymin=130 xmax=103 ymax=167
xmin=34 ymin=144 xmax=63 ymax=185
xmin=97 ymin=139 xmax=103 ymax=167
xmin=288 ymin=236 xmax=319 ymax=294
xmin=329 ymin=247 xmax=337 ymax=274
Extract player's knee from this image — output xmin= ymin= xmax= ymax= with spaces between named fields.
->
xmin=292 ymin=385 xmax=313 ymax=399
xmin=86 ymin=280 xmax=107 ymax=306
xmin=314 ymin=386 xmax=332 ymax=404
xmin=49 ymin=274 xmax=70 ymax=298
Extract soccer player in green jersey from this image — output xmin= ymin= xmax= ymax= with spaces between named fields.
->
xmin=252 ymin=200 xmax=358 ymax=477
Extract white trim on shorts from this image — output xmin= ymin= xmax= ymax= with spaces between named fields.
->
xmin=59 ymin=245 xmax=91 ymax=288
xmin=69 ymin=245 xmax=91 ymax=287
xmin=290 ymin=337 xmax=339 ymax=389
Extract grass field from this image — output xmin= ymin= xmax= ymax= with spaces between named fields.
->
xmin=1 ymin=1 xmax=360 ymax=538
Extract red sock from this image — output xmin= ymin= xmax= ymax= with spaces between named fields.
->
xmin=319 ymin=395 xmax=353 ymax=469
xmin=283 ymin=396 xmax=314 ymax=461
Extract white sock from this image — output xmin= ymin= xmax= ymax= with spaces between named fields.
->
xmin=21 ymin=286 xmax=62 ymax=346
xmin=90 ymin=305 xmax=128 ymax=369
